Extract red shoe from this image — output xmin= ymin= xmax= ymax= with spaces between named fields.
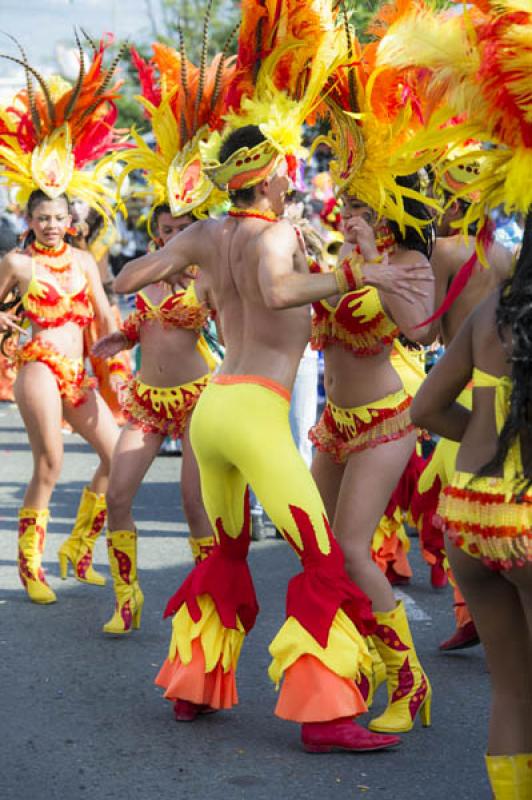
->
xmin=173 ymin=699 xmax=218 ymax=722
xmin=430 ymin=562 xmax=448 ymax=590
xmin=301 ymin=718 xmax=401 ymax=753
xmin=439 ymin=621 xmax=480 ymax=651
xmin=385 ymin=564 xmax=411 ymax=586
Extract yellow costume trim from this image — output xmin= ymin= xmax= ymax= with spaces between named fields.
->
xmin=268 ymin=608 xmax=372 ymax=688
xmin=168 ymin=594 xmax=245 ymax=674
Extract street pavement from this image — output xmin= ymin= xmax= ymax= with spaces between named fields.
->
xmin=0 ymin=400 xmax=491 ymax=800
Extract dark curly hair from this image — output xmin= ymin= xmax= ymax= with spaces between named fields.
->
xmin=477 ymin=211 xmax=532 ymax=494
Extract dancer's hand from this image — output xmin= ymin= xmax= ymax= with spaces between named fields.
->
xmin=91 ymin=331 xmax=130 ymax=359
xmin=362 ymin=260 xmax=434 ymax=303
xmin=342 ymin=216 xmax=379 ymax=261
xmin=0 ymin=312 xmax=26 ymax=334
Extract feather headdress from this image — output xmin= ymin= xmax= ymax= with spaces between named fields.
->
xmin=0 ymin=32 xmax=127 ymax=216
xmin=112 ymin=2 xmax=237 ymax=223
xmin=310 ymin=6 xmax=439 ymax=233
xmin=376 ymin=0 xmax=532 ymax=228
xmin=201 ymin=0 xmax=348 ymax=192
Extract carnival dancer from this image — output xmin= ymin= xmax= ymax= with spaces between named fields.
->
xmin=113 ymin=0 xmax=428 ymax=751
xmin=0 ymin=35 xmax=127 ymax=603
xmin=380 ymin=1 xmax=532 ymax=793
xmin=412 ymin=157 xmax=513 ymax=650
xmin=308 ymin=28 xmax=436 ymax=733
xmin=91 ymin=40 xmax=230 ymax=633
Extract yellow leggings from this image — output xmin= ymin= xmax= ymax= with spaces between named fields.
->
xmin=156 ymin=375 xmax=374 ymax=722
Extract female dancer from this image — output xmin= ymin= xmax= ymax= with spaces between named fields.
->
xmin=377 ymin=1 xmax=532 ymax=791
xmin=0 ymin=37 xmax=128 ymax=603
xmin=0 ymin=191 xmax=120 ymax=603
xmin=90 ymin=39 xmax=234 ymax=634
xmin=412 ymin=214 xmax=532 ymax=796
xmin=310 ymin=42 xmax=436 ymax=732
xmin=92 ymin=203 xmax=218 ymax=634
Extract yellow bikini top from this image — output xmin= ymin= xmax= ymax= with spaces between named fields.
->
xmin=473 ymin=367 xmax=522 ymax=480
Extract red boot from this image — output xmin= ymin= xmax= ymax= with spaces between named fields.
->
xmin=301 ymin=718 xmax=400 ymax=753
xmin=385 ymin=563 xmax=411 ymax=586
xmin=430 ymin=561 xmax=448 ymax=590
xmin=439 ymin=621 xmax=480 ymax=651
xmin=173 ymin=699 xmax=217 ymax=722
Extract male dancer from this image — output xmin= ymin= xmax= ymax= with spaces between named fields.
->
xmin=416 ymin=171 xmax=514 ymax=650
xmin=115 ymin=125 xmax=431 ymax=751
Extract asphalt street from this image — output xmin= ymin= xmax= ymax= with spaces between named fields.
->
xmin=0 ymin=400 xmax=491 ymax=800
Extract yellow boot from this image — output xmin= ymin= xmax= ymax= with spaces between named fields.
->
xmin=58 ymin=487 xmax=107 ymax=585
xmin=103 ymin=530 xmax=144 ymax=635
xmin=368 ymin=601 xmax=432 ymax=733
xmin=188 ymin=535 xmax=215 ymax=564
xmin=486 ymin=754 xmax=532 ymax=799
xmin=356 ymin=637 xmax=388 ymax=708
xmin=18 ymin=507 xmax=56 ymax=604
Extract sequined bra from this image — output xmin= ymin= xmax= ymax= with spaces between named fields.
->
xmin=21 ymin=262 xmax=95 ymax=329
xmin=311 ymin=260 xmax=399 ymax=357
xmin=121 ymin=282 xmax=209 ymax=343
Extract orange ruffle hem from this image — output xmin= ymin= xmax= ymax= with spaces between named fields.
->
xmin=15 ymin=339 xmax=95 ymax=407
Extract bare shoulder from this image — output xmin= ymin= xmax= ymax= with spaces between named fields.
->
xmin=489 ymin=240 xmax=514 ymax=277
xmin=394 ymin=247 xmax=431 ymax=269
xmin=261 ymin=218 xmax=297 ymax=247
xmin=431 ymin=236 xmax=462 ymax=276
xmin=1 ymin=248 xmax=30 ymax=275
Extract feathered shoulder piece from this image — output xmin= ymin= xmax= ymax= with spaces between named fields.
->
xmin=0 ymin=31 xmax=127 ymax=216
xmin=114 ymin=0 xmax=237 ymax=221
xmin=201 ymin=0 xmax=347 ymax=192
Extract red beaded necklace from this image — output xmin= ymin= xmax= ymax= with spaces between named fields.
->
xmin=228 ymin=206 xmax=278 ymax=223
xmin=31 ymin=240 xmax=72 ymax=273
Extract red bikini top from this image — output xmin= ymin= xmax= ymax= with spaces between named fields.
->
xmin=21 ymin=263 xmax=94 ymax=329
xmin=121 ymin=281 xmax=209 ymax=344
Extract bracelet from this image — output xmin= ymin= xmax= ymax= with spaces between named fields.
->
xmin=335 ymin=253 xmax=365 ymax=294
xmin=333 ymin=265 xmax=349 ymax=294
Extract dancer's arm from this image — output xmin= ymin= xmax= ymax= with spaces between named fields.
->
xmin=411 ymin=312 xmax=475 ymax=441
xmin=259 ymin=221 xmax=432 ymax=309
xmin=114 ymin=220 xmax=207 ymax=293
xmin=0 ymin=252 xmax=27 ymax=333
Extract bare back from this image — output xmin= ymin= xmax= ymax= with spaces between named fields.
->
xmin=432 ymin=235 xmax=513 ymax=345
xmin=194 ymin=217 xmax=311 ymax=390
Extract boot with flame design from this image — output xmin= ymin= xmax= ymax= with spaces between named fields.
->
xmin=369 ymin=601 xmax=432 ymax=733
xmin=58 ymin=487 xmax=107 ymax=585
xmin=103 ymin=530 xmax=144 ymax=635
xmin=18 ymin=507 xmax=56 ymax=604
